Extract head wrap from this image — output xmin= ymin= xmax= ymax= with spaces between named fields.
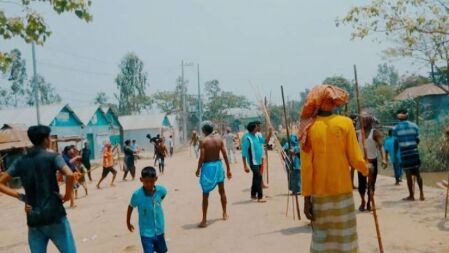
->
xmin=289 ymin=134 xmax=299 ymax=146
xmin=298 ymin=84 xmax=349 ymax=151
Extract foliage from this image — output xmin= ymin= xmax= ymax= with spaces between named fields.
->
xmin=338 ymin=0 xmax=449 ymax=82
xmin=3 ymin=48 xmax=27 ymax=107
xmin=419 ymin=116 xmax=449 ymax=172
xmin=398 ymin=74 xmax=431 ymax=92
xmin=94 ymin=92 xmax=109 ymax=105
xmin=115 ymin=53 xmax=149 ymax=115
xmin=372 ymin=63 xmax=399 ymax=86
xmin=151 ymin=90 xmax=179 ymax=115
xmin=26 ymin=74 xmax=61 ymax=106
xmin=203 ymin=79 xmax=251 ymax=122
xmin=360 ymin=84 xmax=396 ymax=110
xmin=0 ymin=0 xmax=92 ymax=71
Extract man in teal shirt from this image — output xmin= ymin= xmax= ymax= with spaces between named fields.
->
xmin=242 ymin=121 xmax=266 ymax=202
xmin=384 ymin=128 xmax=402 ymax=185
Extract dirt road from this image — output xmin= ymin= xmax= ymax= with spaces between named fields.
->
xmin=1 ymin=149 xmax=449 ymax=253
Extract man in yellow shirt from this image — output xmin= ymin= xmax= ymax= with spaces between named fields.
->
xmin=299 ymin=85 xmax=369 ymax=253
xmin=96 ymin=141 xmax=118 ymax=189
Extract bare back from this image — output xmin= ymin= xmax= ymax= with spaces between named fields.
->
xmin=201 ymin=134 xmax=224 ymax=162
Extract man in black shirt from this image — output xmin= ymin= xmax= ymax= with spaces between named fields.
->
xmin=0 ymin=125 xmax=77 ymax=253
xmin=81 ymin=142 xmax=92 ymax=181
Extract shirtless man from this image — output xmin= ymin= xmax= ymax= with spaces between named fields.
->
xmin=195 ymin=121 xmax=232 ymax=228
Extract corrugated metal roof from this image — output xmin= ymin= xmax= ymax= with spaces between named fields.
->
xmin=395 ymin=83 xmax=449 ymax=100
xmin=0 ymin=104 xmax=72 ymax=126
xmin=119 ymin=114 xmax=168 ymax=130
xmin=71 ymin=106 xmax=102 ymax=125
xmin=0 ymin=124 xmax=33 ymax=151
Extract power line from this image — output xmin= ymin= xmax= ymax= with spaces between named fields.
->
xmin=38 ymin=61 xmax=115 ymax=77
xmin=41 ymin=46 xmax=119 ymax=66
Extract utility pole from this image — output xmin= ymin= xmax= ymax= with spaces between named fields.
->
xmin=197 ymin=64 xmax=202 ymax=132
xmin=32 ymin=42 xmax=41 ymax=125
xmin=181 ymin=60 xmax=187 ymax=143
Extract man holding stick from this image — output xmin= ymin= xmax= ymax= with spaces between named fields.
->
xmin=299 ymin=85 xmax=369 ymax=253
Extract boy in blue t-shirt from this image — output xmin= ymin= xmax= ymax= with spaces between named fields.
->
xmin=127 ymin=166 xmax=168 ymax=253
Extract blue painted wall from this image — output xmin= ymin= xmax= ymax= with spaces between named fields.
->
xmin=82 ymin=108 xmax=115 ymax=159
xmin=49 ymin=106 xmax=83 ymax=139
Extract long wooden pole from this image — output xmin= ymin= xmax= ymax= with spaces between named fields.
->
xmin=445 ymin=130 xmax=449 ymax=219
xmin=281 ymin=85 xmax=301 ymax=220
xmin=265 ymin=96 xmax=270 ymax=185
xmin=354 ymin=65 xmax=384 ymax=253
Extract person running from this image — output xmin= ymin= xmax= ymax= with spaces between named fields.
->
xmin=96 ymin=141 xmax=117 ymax=189
xmin=127 ymin=166 xmax=168 ymax=253
xmin=155 ymin=139 xmax=168 ymax=175
xmin=0 ymin=125 xmax=77 ymax=253
xmin=223 ymin=128 xmax=237 ymax=164
xmin=195 ymin=121 xmax=232 ymax=228
xmin=283 ymin=134 xmax=301 ymax=195
xmin=357 ymin=112 xmax=387 ymax=212
xmin=190 ymin=131 xmax=200 ymax=158
xmin=81 ymin=142 xmax=93 ymax=182
xmin=393 ymin=109 xmax=425 ymax=201
xmin=62 ymin=145 xmax=83 ymax=208
xmin=123 ymin=140 xmax=137 ymax=181
xmin=299 ymin=85 xmax=368 ymax=253
xmin=384 ymin=128 xmax=403 ymax=185
xmin=242 ymin=121 xmax=267 ymax=202
xmin=166 ymin=135 xmax=174 ymax=157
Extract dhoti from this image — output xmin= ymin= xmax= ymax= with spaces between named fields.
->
xmin=311 ymin=192 xmax=358 ymax=253
xmin=200 ymin=160 xmax=225 ymax=193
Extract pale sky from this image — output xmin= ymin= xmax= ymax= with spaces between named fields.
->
xmin=2 ymin=0 xmax=423 ymax=106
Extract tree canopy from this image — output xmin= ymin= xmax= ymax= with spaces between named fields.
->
xmin=0 ymin=0 xmax=92 ymax=71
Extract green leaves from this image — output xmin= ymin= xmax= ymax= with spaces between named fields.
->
xmin=0 ymin=0 xmax=92 ymax=71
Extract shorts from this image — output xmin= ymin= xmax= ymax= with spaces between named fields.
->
xmin=102 ymin=167 xmax=117 ymax=178
xmin=141 ymin=234 xmax=167 ymax=253
xmin=404 ymin=167 xmax=420 ymax=176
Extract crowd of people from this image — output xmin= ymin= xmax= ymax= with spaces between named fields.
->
xmin=0 ymin=84 xmax=437 ymax=253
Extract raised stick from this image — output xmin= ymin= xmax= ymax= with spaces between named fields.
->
xmin=354 ymin=65 xmax=384 ymax=253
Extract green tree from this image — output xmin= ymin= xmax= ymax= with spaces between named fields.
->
xmin=203 ymin=80 xmax=251 ymax=122
xmin=0 ymin=0 xmax=92 ymax=71
xmin=7 ymin=49 xmax=27 ymax=107
xmin=338 ymin=0 xmax=449 ymax=86
xmin=151 ymin=90 xmax=178 ymax=115
xmin=398 ymin=74 xmax=431 ymax=92
xmin=115 ymin=53 xmax=149 ymax=115
xmin=26 ymin=74 xmax=61 ymax=106
xmin=360 ymin=84 xmax=396 ymax=110
xmin=373 ymin=63 xmax=399 ymax=86
xmin=94 ymin=92 xmax=109 ymax=105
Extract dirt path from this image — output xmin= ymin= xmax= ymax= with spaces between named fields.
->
xmin=1 ymin=149 xmax=449 ymax=253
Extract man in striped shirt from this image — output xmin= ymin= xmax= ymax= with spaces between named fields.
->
xmin=392 ymin=109 xmax=425 ymax=201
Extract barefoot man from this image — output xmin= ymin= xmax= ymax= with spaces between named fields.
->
xmin=299 ymin=85 xmax=368 ymax=253
xmin=97 ymin=141 xmax=117 ymax=189
xmin=195 ymin=121 xmax=232 ymax=228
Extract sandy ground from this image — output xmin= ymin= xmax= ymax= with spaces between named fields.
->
xmin=1 ymin=149 xmax=449 ymax=253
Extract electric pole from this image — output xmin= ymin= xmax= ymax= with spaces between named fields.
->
xmin=181 ymin=60 xmax=187 ymax=143
xmin=197 ymin=64 xmax=202 ymax=132
xmin=32 ymin=42 xmax=41 ymax=125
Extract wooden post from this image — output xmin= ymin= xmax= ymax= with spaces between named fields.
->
xmin=445 ymin=128 xmax=449 ymax=219
xmin=354 ymin=65 xmax=384 ymax=253
xmin=265 ymin=96 xmax=270 ymax=185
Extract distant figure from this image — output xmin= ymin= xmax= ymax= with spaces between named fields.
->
xmin=299 ymin=85 xmax=368 ymax=253
xmin=63 ymin=145 xmax=84 ymax=208
xmin=166 ymin=135 xmax=174 ymax=157
xmin=393 ymin=109 xmax=425 ymax=201
xmin=190 ymin=131 xmax=200 ymax=158
xmin=223 ymin=128 xmax=237 ymax=164
xmin=195 ymin=121 xmax=231 ymax=228
xmin=282 ymin=134 xmax=301 ymax=195
xmin=0 ymin=125 xmax=77 ymax=253
xmin=81 ymin=142 xmax=93 ymax=181
xmin=155 ymin=139 xmax=169 ymax=174
xmin=384 ymin=128 xmax=403 ymax=185
xmin=254 ymin=121 xmax=272 ymax=188
xmin=127 ymin=166 xmax=168 ymax=253
xmin=97 ymin=141 xmax=117 ymax=189
xmin=123 ymin=140 xmax=137 ymax=181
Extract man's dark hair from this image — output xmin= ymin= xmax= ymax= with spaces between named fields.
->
xmin=27 ymin=125 xmax=51 ymax=146
xmin=125 ymin=140 xmax=131 ymax=145
xmin=132 ymin=140 xmax=136 ymax=143
xmin=254 ymin=121 xmax=261 ymax=126
xmin=141 ymin=166 xmax=157 ymax=178
xmin=63 ymin=145 xmax=76 ymax=154
xmin=201 ymin=121 xmax=214 ymax=135
xmin=396 ymin=109 xmax=408 ymax=115
xmin=247 ymin=121 xmax=257 ymax=132
xmin=169 ymin=135 xmax=172 ymax=138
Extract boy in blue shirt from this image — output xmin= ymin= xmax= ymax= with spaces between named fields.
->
xmin=127 ymin=166 xmax=168 ymax=253
xmin=384 ymin=128 xmax=402 ymax=185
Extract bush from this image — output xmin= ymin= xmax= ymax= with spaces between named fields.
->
xmin=418 ymin=117 xmax=449 ymax=172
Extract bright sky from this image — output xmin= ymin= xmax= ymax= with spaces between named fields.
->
xmin=2 ymin=0 xmax=423 ymax=106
